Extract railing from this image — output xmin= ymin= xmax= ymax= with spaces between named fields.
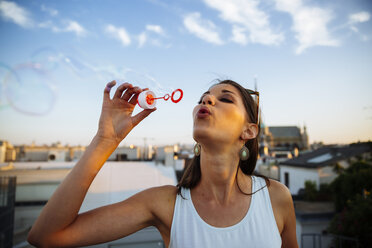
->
xmin=0 ymin=176 xmax=17 ymax=248
xmin=301 ymin=233 xmax=359 ymax=248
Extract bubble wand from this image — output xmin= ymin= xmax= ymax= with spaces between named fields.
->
xmin=137 ymin=89 xmax=183 ymax=109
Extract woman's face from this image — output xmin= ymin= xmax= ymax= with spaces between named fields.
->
xmin=193 ymin=83 xmax=250 ymax=145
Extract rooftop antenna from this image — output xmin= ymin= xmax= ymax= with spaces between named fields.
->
xmin=254 ymin=75 xmax=258 ymax=91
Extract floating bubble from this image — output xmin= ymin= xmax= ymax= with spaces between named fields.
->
xmin=62 ymin=55 xmax=93 ymax=79
xmin=30 ymin=47 xmax=63 ymax=71
xmin=118 ymin=68 xmax=171 ymax=96
xmin=0 ymin=63 xmax=19 ymax=110
xmin=4 ymin=63 xmax=57 ymax=115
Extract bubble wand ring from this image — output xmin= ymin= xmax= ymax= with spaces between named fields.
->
xmin=171 ymin=89 xmax=183 ymax=103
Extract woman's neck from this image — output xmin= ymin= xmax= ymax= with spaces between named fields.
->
xmin=195 ymin=144 xmax=250 ymax=205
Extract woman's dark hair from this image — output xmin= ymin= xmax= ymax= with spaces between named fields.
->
xmin=177 ymin=79 xmax=269 ymax=195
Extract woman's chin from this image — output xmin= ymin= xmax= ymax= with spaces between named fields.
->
xmin=193 ymin=127 xmax=218 ymax=144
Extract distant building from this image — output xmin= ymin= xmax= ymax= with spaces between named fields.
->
xmin=0 ymin=140 xmax=16 ymax=162
xmin=268 ymin=126 xmax=309 ymax=150
xmin=279 ymin=144 xmax=371 ymax=195
xmin=295 ymin=201 xmax=334 ymax=248
xmin=108 ymin=145 xmax=141 ymax=161
xmin=14 ymin=142 xmax=85 ymax=162
xmin=155 ymin=145 xmax=179 ymax=167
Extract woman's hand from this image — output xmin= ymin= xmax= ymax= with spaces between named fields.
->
xmin=95 ymin=81 xmax=156 ymax=146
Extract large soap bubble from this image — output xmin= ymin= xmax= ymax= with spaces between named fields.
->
xmin=0 ymin=63 xmax=18 ymax=110
xmin=4 ymin=63 xmax=57 ymax=115
xmin=30 ymin=46 xmax=63 ymax=72
xmin=117 ymin=68 xmax=173 ymax=96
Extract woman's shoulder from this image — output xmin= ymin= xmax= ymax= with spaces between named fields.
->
xmin=140 ymin=185 xmax=178 ymax=229
xmin=267 ymin=179 xmax=292 ymax=206
xmin=128 ymin=185 xmax=178 ymax=215
xmin=266 ymin=178 xmax=294 ymax=232
xmin=140 ymin=185 xmax=178 ymax=204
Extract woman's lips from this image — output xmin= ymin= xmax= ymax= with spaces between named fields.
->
xmin=197 ymin=107 xmax=211 ymax=118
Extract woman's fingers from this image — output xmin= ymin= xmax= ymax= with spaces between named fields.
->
xmin=105 ymin=82 xmax=146 ymax=107
xmin=113 ymin=82 xmax=133 ymax=99
xmin=128 ymin=87 xmax=142 ymax=105
xmin=122 ymin=86 xmax=140 ymax=101
xmin=103 ymin=80 xmax=116 ymax=101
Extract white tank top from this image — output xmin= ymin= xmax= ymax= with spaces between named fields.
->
xmin=169 ymin=176 xmax=281 ymax=248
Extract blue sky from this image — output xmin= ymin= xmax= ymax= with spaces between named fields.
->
xmin=0 ymin=0 xmax=371 ymax=147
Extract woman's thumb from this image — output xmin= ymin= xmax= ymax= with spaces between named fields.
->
xmin=132 ymin=108 xmax=156 ymax=127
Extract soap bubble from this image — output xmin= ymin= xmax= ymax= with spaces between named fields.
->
xmin=30 ymin=47 xmax=63 ymax=71
xmin=4 ymin=63 xmax=57 ymax=115
xmin=117 ymin=68 xmax=172 ymax=96
xmin=0 ymin=63 xmax=19 ymax=110
xmin=62 ymin=55 xmax=94 ymax=79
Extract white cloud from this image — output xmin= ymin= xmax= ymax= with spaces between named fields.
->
xmin=0 ymin=1 xmax=84 ymax=37
xmin=105 ymin=24 xmax=131 ymax=46
xmin=138 ymin=32 xmax=147 ymax=47
xmin=138 ymin=24 xmax=170 ymax=48
xmin=347 ymin=12 xmax=370 ymax=42
xmin=38 ymin=20 xmax=86 ymax=37
xmin=65 ymin=20 xmax=86 ymax=36
xmin=350 ymin=26 xmax=358 ymax=33
xmin=203 ymin=0 xmax=283 ymax=46
xmin=231 ymin=25 xmax=248 ymax=45
xmin=274 ymin=0 xmax=339 ymax=54
xmin=146 ymin=24 xmax=165 ymax=35
xmin=349 ymin=11 xmax=370 ymax=24
xmin=183 ymin=12 xmax=223 ymax=45
xmin=41 ymin=4 xmax=58 ymax=16
xmin=0 ymin=1 xmax=34 ymax=28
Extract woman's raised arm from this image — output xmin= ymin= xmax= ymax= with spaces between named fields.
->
xmin=27 ymin=81 xmax=157 ymax=247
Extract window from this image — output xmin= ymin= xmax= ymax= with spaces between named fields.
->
xmin=284 ymin=172 xmax=289 ymax=188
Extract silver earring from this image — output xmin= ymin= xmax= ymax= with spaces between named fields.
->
xmin=194 ymin=143 xmax=201 ymax=156
xmin=239 ymin=146 xmax=249 ymax=161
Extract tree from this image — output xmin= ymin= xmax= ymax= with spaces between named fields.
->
xmin=330 ymin=161 xmax=372 ymax=212
xmin=304 ymin=180 xmax=317 ymax=201
xmin=328 ymin=160 xmax=372 ymax=247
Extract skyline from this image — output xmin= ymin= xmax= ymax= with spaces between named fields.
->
xmin=0 ymin=0 xmax=372 ymax=146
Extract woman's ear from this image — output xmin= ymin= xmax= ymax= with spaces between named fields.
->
xmin=241 ymin=123 xmax=258 ymax=141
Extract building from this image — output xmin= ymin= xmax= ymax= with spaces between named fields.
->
xmin=268 ymin=126 xmax=309 ymax=150
xmin=14 ymin=142 xmax=85 ymax=162
xmin=295 ymin=201 xmax=334 ymax=248
xmin=279 ymin=144 xmax=371 ymax=195
xmin=108 ymin=145 xmax=141 ymax=161
xmin=155 ymin=145 xmax=179 ymax=167
xmin=0 ymin=140 xmax=16 ymax=163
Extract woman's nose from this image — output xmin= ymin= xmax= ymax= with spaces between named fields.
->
xmin=202 ymin=94 xmax=215 ymax=105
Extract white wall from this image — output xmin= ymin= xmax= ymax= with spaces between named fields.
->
xmin=48 ymin=150 xmax=67 ymax=161
xmin=24 ymin=150 xmax=49 ymax=161
xmin=280 ymin=165 xmax=319 ymax=195
xmin=319 ymin=166 xmax=338 ymax=185
xmin=109 ymin=147 xmax=140 ymax=160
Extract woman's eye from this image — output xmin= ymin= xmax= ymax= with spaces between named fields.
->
xmin=220 ymin=98 xmax=233 ymax=103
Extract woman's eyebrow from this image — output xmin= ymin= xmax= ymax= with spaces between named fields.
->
xmin=221 ymin=89 xmax=236 ymax=95
xmin=201 ymin=89 xmax=235 ymax=97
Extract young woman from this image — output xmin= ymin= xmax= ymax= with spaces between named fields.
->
xmin=28 ymin=80 xmax=298 ymax=247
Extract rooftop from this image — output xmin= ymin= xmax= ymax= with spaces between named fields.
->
xmin=268 ymin=126 xmax=302 ymax=138
xmin=279 ymin=144 xmax=371 ymax=168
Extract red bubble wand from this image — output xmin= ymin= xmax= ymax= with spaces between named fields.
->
xmin=137 ymin=89 xmax=183 ymax=109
